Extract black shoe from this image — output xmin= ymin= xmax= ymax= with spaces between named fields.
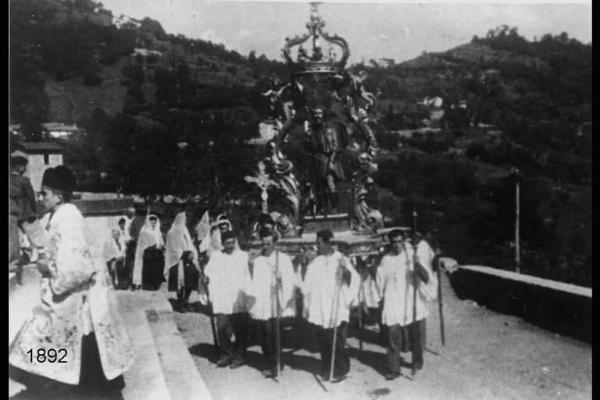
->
xmin=229 ymin=359 xmax=246 ymax=369
xmin=261 ymin=368 xmax=277 ymax=378
xmin=216 ymin=357 xmax=232 ymax=367
xmin=385 ymin=371 xmax=401 ymax=381
xmin=331 ymin=374 xmax=347 ymax=383
xmin=414 ymin=360 xmax=423 ymax=370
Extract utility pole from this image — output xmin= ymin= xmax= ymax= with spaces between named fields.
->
xmin=512 ymin=168 xmax=521 ymax=273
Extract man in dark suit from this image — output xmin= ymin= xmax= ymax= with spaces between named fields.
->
xmin=9 ymin=153 xmax=37 ymax=269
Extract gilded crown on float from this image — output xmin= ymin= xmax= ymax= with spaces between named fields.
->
xmin=282 ymin=3 xmax=350 ymax=77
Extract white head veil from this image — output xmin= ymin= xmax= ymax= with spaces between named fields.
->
xmin=132 ymin=214 xmax=164 ymax=286
xmin=164 ymin=211 xmax=198 ymax=276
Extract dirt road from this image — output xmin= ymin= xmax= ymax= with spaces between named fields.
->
xmin=172 ymin=273 xmax=591 ymax=400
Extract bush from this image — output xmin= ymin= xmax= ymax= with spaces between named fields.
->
xmin=83 ymin=72 xmax=103 ymax=86
xmin=465 ymin=141 xmax=487 ymax=159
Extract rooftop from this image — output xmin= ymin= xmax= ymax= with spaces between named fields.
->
xmin=14 ymin=141 xmax=63 ymax=154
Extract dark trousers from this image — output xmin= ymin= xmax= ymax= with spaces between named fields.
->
xmin=124 ymin=241 xmax=136 ymax=287
xmin=386 ymin=319 xmax=426 ymax=374
xmin=255 ymin=318 xmax=278 ymax=370
xmin=216 ymin=313 xmax=249 ymax=362
xmin=315 ymin=322 xmax=350 ymax=378
xmin=9 ymin=215 xmax=20 ymax=265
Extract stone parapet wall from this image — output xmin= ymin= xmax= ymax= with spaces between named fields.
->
xmin=448 ymin=265 xmax=592 ymax=344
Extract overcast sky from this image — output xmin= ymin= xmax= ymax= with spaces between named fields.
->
xmin=100 ymin=0 xmax=592 ymax=64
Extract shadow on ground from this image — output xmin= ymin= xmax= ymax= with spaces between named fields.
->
xmin=10 ymin=367 xmax=123 ymax=400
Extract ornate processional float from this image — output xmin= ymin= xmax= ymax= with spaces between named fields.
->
xmin=245 ymin=3 xmax=408 ymax=258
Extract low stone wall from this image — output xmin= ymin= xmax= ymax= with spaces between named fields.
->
xmin=448 ymin=265 xmax=592 ymax=344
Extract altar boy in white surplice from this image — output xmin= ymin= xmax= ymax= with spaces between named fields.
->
xmin=303 ymin=229 xmax=360 ymax=383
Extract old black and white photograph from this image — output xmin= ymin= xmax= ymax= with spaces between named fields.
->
xmin=9 ymin=0 xmax=592 ymax=399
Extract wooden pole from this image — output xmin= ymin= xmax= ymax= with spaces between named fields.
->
xmin=329 ymin=272 xmax=342 ymax=382
xmin=411 ymin=208 xmax=418 ymax=377
xmin=432 ymin=202 xmax=445 ymax=347
xmin=515 ymin=174 xmax=521 ymax=273
xmin=274 ymin=250 xmax=282 ymax=378
xmin=357 ymin=259 xmax=364 ymax=351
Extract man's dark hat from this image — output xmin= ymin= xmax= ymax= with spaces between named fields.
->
xmin=42 ymin=166 xmax=76 ymax=193
xmin=11 ymin=152 xmax=28 ymax=166
xmin=258 ymin=213 xmax=274 ymax=225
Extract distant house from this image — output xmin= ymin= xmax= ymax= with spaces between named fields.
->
xmin=133 ymin=48 xmax=163 ymax=58
xmin=42 ymin=122 xmax=84 ymax=139
xmin=389 ymin=130 xmax=415 ymax=139
xmin=114 ymin=14 xmax=141 ymax=29
xmin=418 ymin=96 xmax=444 ymax=108
xmin=13 ymin=141 xmax=64 ymax=192
xmin=447 ymin=147 xmax=466 ymax=156
xmin=378 ymin=58 xmax=395 ymax=68
xmin=9 ymin=124 xmax=22 ymax=138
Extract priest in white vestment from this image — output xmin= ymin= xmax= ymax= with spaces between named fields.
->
xmin=9 ymin=166 xmax=133 ymax=395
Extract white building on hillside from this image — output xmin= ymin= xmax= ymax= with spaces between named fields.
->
xmin=13 ymin=142 xmax=64 ymax=192
xmin=42 ymin=122 xmax=83 ymax=138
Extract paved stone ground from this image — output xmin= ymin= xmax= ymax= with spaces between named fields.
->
xmin=171 ymin=273 xmax=592 ymax=400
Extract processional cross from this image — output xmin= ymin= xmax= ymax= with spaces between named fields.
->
xmin=245 ymin=161 xmax=279 ymax=214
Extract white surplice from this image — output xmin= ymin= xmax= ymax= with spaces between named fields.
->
xmin=204 ymin=249 xmax=251 ymax=314
xmin=248 ymin=251 xmax=296 ymax=320
xmin=303 ymin=251 xmax=360 ymax=329
xmin=376 ymin=241 xmax=438 ymax=327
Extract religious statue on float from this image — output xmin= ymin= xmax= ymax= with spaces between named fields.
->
xmin=254 ymin=2 xmax=383 ymax=232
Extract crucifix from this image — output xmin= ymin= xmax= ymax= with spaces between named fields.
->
xmin=245 ymin=161 xmax=279 ymax=214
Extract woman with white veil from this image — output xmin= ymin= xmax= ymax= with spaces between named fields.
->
xmin=165 ymin=211 xmax=200 ymax=310
xmin=132 ymin=214 xmax=165 ymax=290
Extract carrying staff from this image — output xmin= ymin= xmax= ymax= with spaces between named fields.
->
xmin=328 ymin=258 xmax=343 ymax=382
xmin=199 ymin=263 xmax=219 ymax=353
xmin=411 ymin=209 xmax=418 ymax=377
xmin=432 ymin=201 xmax=446 ymax=346
xmin=357 ymin=266 xmax=364 ymax=351
xmin=273 ymin=249 xmax=282 ymax=378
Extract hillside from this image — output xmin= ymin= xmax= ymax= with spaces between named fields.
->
xmin=9 ymin=1 xmax=592 ymax=287
xmin=9 ymin=0 xmax=284 ymax=126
